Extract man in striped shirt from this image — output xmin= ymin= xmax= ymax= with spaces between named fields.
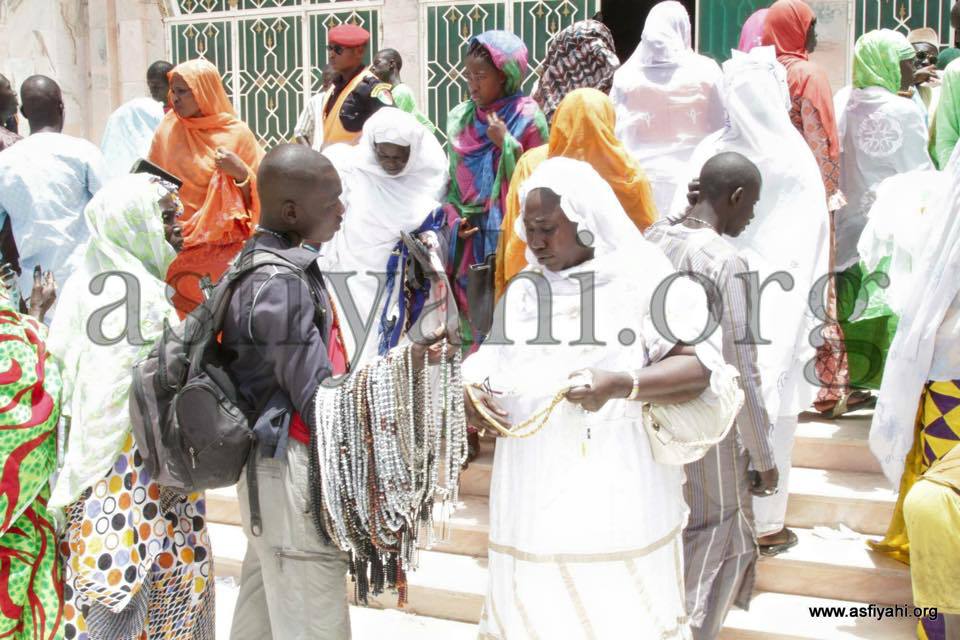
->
xmin=646 ymin=152 xmax=777 ymax=640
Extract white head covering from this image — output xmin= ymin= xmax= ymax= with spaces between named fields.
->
xmin=516 ymin=156 xmax=647 ymax=273
xmin=636 ymin=1 xmax=692 ymax=66
xmin=611 ymin=2 xmax=725 ymax=216
xmin=871 ymin=145 xmax=960 ymax=486
xmin=671 ymin=46 xmax=831 ymax=419
xmin=472 ymin=156 xmax=719 ymax=396
xmin=511 ymin=158 xmax=719 ymax=362
xmin=320 ymin=108 xmax=448 ymax=362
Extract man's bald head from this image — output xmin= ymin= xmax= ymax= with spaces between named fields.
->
xmin=699 ymin=152 xmax=761 ymax=205
xmin=20 ymin=75 xmax=63 ymax=132
xmin=697 ymin=151 xmax=761 ymax=238
xmin=258 ymin=144 xmax=345 ymax=245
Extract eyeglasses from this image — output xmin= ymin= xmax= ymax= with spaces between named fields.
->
xmin=914 ymin=52 xmax=938 ymax=67
xmin=327 ymin=44 xmax=345 ymax=55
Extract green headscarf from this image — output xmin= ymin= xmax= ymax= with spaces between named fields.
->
xmin=48 ymin=174 xmax=179 ymax=510
xmin=853 ymin=29 xmax=917 ymax=93
xmin=938 ymin=47 xmax=960 ymax=70
xmin=935 ymin=60 xmax=960 ymax=167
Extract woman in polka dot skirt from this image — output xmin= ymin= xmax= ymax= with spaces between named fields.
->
xmin=47 ymin=175 xmax=213 ymax=640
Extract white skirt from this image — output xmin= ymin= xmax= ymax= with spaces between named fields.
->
xmin=478 ymin=407 xmax=691 ymax=640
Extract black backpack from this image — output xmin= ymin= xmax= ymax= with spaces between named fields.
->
xmin=130 ymin=250 xmax=320 ymax=493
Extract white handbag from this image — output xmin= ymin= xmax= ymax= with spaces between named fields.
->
xmin=642 ymin=364 xmax=745 ymax=466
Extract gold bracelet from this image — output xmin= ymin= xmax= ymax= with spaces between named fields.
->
xmin=627 ymin=371 xmax=641 ymax=401
xmin=234 ymin=173 xmax=251 ymax=188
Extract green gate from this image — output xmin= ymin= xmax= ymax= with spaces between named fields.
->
xmin=166 ymin=1 xmax=382 ymax=148
xmin=421 ymin=0 xmax=600 ymax=141
xmin=697 ymin=1 xmax=954 ymax=66
xmin=697 ymin=0 xmax=768 ymax=62
xmin=857 ymin=0 xmax=953 ymax=45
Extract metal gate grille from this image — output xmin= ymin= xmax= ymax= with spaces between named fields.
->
xmin=857 ymin=0 xmax=953 ymax=45
xmin=166 ymin=1 xmax=382 ymax=148
xmin=697 ymin=1 xmax=954 ymax=66
xmin=420 ymin=0 xmax=600 ymax=141
xmin=697 ymin=0 xmax=768 ymax=62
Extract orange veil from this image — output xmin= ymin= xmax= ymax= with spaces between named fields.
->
xmin=495 ymin=88 xmax=657 ymax=295
xmin=149 ymin=58 xmax=264 ymax=314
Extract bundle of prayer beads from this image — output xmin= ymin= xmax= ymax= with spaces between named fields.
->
xmin=310 ymin=341 xmax=468 ymax=605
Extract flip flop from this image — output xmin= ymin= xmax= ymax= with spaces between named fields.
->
xmin=759 ymin=527 xmax=799 ymax=557
xmin=818 ymin=391 xmax=877 ymax=419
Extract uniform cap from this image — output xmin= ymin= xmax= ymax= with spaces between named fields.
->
xmin=329 ymin=24 xmax=370 ymax=47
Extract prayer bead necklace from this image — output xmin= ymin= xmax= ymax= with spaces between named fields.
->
xmin=310 ymin=341 xmax=467 ymax=606
xmin=465 ymin=384 xmax=569 ymax=439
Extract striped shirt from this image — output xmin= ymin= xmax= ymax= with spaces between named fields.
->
xmin=646 ymin=220 xmax=774 ymax=470
xmin=646 ymin=218 xmax=775 ymax=631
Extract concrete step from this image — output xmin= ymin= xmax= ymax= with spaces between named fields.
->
xmin=215 ymin=567 xmax=913 ymax=640
xmin=207 ymin=464 xmax=895 ymax=556
xmin=213 ymin=576 xmax=478 ymax=640
xmin=207 ymin=486 xmax=242 ymax=527
xmin=209 ymin=522 xmax=246 ymax=580
xmin=720 ymin=591 xmax=916 ymax=640
xmin=785 ymin=467 xmax=895 ymax=535
xmin=209 ymin=524 xmax=912 ymax=619
xmin=460 ymin=446 xmax=493 ymax=497
xmin=349 ymin=607 xmax=479 ymax=639
xmin=755 ymin=528 xmax=912 ymax=606
xmin=794 ymin=411 xmax=881 ymax=475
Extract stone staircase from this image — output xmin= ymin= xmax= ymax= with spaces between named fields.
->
xmin=208 ymin=410 xmax=919 ymax=639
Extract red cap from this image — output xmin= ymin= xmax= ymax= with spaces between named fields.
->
xmin=329 ymin=24 xmax=370 ymax=47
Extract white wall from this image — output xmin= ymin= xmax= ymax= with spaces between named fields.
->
xmin=380 ymin=0 xmax=422 ymax=98
xmin=0 ymin=0 xmax=166 ymax=143
xmin=0 ymin=0 xmax=91 ymax=137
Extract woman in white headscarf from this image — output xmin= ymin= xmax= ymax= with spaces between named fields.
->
xmin=611 ymin=0 xmax=725 ymax=215
xmin=321 ymin=108 xmax=448 ymax=366
xmin=464 ymin=157 xmax=727 ymax=640
xmin=673 ymin=46 xmax=832 ymax=556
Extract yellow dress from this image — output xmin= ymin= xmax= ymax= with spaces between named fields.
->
xmin=869 ymin=380 xmax=960 ymax=563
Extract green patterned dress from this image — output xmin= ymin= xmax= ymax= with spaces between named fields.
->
xmin=0 ymin=305 xmax=63 ymax=640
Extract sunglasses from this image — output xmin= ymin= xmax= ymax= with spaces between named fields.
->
xmin=327 ymin=44 xmax=346 ymax=55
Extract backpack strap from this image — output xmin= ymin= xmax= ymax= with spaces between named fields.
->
xmin=195 ymin=250 xmax=325 ymax=538
xmin=185 ymin=251 xmax=324 ymax=377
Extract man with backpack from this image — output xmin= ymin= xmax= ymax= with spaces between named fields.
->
xmin=221 ymin=144 xmax=354 ymax=640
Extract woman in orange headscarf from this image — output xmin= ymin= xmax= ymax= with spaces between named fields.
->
xmin=149 ymin=58 xmax=264 ymax=315
xmin=494 ymin=87 xmax=657 ymax=296
xmin=763 ymin=0 xmax=872 ymax=420
xmin=763 ymin=0 xmax=841 ymax=202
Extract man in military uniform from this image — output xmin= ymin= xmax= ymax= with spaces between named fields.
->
xmin=321 ymin=24 xmax=393 ymax=148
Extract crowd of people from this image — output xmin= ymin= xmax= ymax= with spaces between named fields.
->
xmin=0 ymin=1 xmax=958 ymax=638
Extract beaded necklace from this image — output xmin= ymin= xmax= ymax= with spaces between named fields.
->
xmin=309 ymin=340 xmax=467 ymax=605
